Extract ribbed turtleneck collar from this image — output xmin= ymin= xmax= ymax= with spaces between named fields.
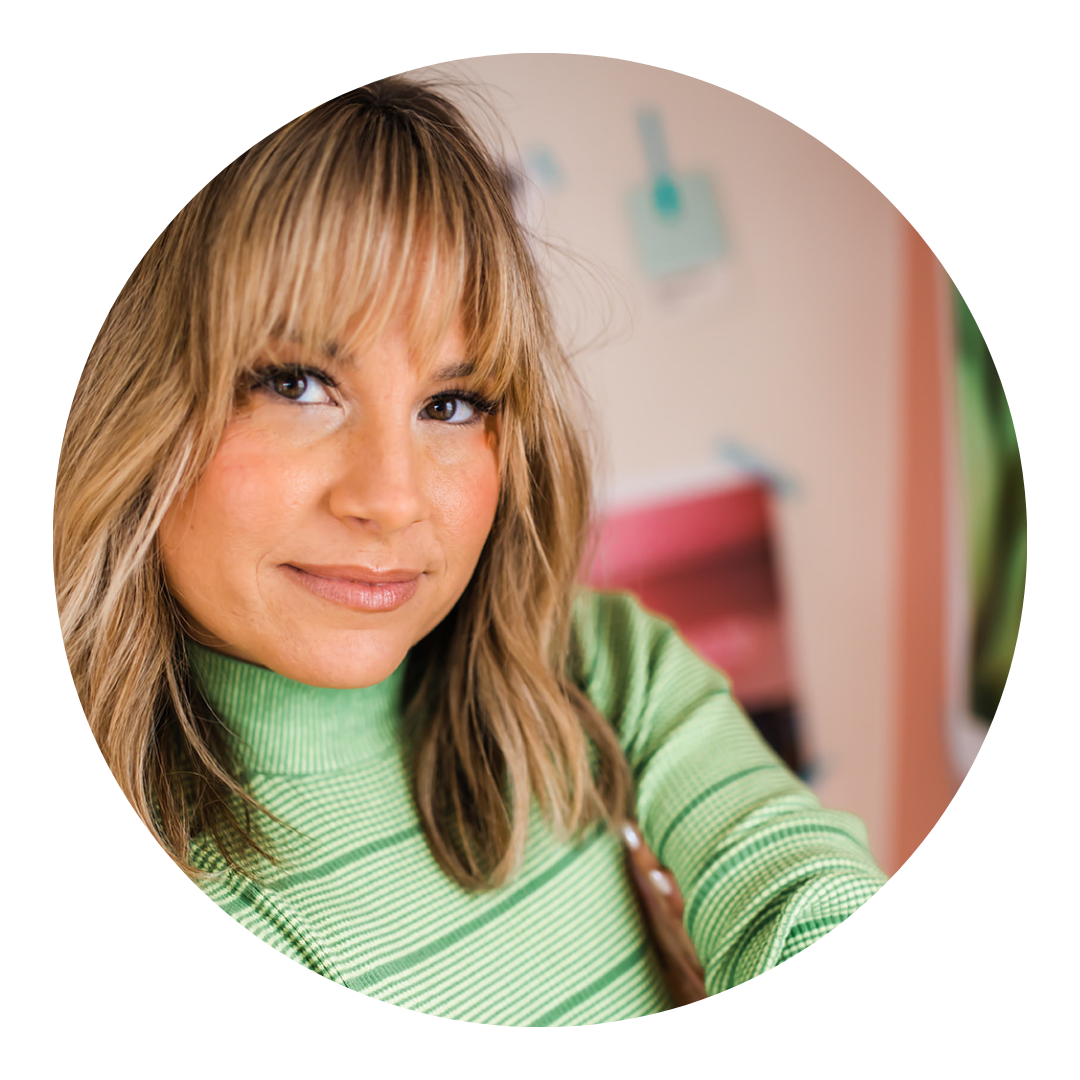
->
xmin=186 ymin=642 xmax=406 ymax=775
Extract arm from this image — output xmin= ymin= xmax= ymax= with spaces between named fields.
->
xmin=575 ymin=590 xmax=887 ymax=995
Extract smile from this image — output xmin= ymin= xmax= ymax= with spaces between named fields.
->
xmin=281 ymin=564 xmax=422 ymax=612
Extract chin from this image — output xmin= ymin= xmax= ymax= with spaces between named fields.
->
xmin=266 ymin=631 xmax=411 ymax=690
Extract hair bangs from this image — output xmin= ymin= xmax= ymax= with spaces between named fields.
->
xmin=205 ymin=95 xmax=534 ymax=405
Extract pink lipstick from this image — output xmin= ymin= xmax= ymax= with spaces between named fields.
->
xmin=281 ymin=564 xmax=421 ymax=612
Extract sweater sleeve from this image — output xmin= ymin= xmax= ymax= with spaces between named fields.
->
xmin=574 ymin=589 xmax=888 ymax=995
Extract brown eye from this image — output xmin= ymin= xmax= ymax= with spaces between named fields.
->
xmin=271 ymin=372 xmax=308 ymax=399
xmin=423 ymin=398 xmax=460 ymax=421
xmin=253 ymin=366 xmax=334 ymax=405
xmin=421 ymin=396 xmax=483 ymax=424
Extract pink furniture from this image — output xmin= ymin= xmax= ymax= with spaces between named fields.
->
xmin=585 ymin=480 xmax=802 ymax=770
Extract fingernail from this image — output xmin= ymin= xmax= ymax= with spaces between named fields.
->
xmin=648 ymin=868 xmax=674 ymax=897
xmin=621 ymin=822 xmax=642 ymax=850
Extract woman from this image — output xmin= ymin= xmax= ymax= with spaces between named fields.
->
xmin=54 ymin=76 xmax=886 ymax=1024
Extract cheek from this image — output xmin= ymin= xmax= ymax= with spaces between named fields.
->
xmin=203 ymin=448 xmax=304 ymax=539
xmin=159 ymin=428 xmax=311 ymax=586
xmin=428 ymin=430 xmax=501 ymax=553
xmin=464 ymin=459 xmax=501 ymax=538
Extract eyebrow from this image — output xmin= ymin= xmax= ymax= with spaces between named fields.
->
xmin=430 ymin=361 xmax=476 ymax=381
xmin=318 ymin=341 xmax=476 ymax=383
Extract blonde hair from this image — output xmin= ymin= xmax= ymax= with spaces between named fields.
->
xmin=54 ymin=76 xmax=632 ymax=888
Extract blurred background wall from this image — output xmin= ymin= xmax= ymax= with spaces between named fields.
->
xmin=425 ymin=54 xmax=1003 ymax=874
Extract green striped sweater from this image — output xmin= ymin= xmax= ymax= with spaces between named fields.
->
xmin=189 ymin=590 xmax=886 ymax=1024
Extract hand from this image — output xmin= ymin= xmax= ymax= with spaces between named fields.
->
xmin=621 ymin=820 xmax=708 ymax=1007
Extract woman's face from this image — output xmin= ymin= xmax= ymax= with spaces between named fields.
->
xmin=159 ymin=316 xmax=501 ymax=689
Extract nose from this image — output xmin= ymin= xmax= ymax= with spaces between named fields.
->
xmin=326 ymin=416 xmax=428 ymax=535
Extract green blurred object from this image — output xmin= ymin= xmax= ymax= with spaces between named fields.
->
xmin=627 ymin=110 xmax=727 ymax=279
xmin=954 ymin=288 xmax=1026 ymax=722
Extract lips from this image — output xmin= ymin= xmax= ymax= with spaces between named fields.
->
xmin=287 ymin=563 xmax=422 ymax=584
xmin=281 ymin=563 xmax=422 ymax=612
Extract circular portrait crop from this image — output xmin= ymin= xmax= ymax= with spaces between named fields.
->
xmin=53 ymin=55 xmax=1024 ymax=1025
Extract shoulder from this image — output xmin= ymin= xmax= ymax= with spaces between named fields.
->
xmin=570 ymin=587 xmax=669 ymax=676
xmin=570 ymin=587 xmax=660 ymax=660
xmin=570 ymin=588 xmax=731 ymax=727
